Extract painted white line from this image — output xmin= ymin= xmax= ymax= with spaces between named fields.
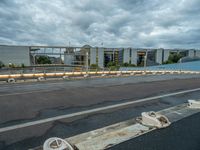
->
xmin=0 ymin=87 xmax=200 ymax=133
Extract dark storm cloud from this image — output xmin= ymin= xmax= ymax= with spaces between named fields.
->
xmin=0 ymin=0 xmax=199 ymax=48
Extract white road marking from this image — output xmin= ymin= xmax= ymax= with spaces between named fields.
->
xmin=0 ymin=87 xmax=200 ymax=133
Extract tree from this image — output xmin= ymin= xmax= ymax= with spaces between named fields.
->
xmin=121 ymin=63 xmax=136 ymax=67
xmin=105 ymin=61 xmax=120 ymax=70
xmin=90 ymin=64 xmax=99 ymax=69
xmin=163 ymin=53 xmax=183 ymax=64
xmin=122 ymin=62 xmax=129 ymax=67
xmin=0 ymin=61 xmax=4 ymax=68
xmin=21 ymin=63 xmax=25 ymax=68
xmin=90 ymin=64 xmax=100 ymax=71
xmin=107 ymin=62 xmax=116 ymax=67
xmin=37 ymin=56 xmax=51 ymax=64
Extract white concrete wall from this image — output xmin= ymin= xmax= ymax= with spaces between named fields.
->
xmin=98 ymin=48 xmax=104 ymax=68
xmin=0 ymin=45 xmax=30 ymax=66
xmin=195 ymin=50 xmax=200 ymax=57
xmin=64 ymin=53 xmax=74 ymax=65
xmin=131 ymin=49 xmax=137 ymax=65
xmin=163 ymin=50 xmax=170 ymax=62
xmin=188 ymin=50 xmax=195 ymax=57
xmin=123 ymin=48 xmax=130 ymax=63
xmin=90 ymin=47 xmax=96 ymax=65
xmin=156 ymin=49 xmax=163 ymax=64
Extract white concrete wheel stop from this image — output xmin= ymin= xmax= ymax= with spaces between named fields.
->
xmin=43 ymin=137 xmax=74 ymax=150
xmin=140 ymin=111 xmax=171 ymax=128
xmin=7 ymin=78 xmax=16 ymax=83
xmin=37 ymin=76 xmax=46 ymax=81
xmin=188 ymin=100 xmax=200 ymax=109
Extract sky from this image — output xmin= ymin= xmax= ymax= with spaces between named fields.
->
xmin=0 ymin=0 xmax=199 ymax=48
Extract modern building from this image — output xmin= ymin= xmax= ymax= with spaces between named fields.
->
xmin=0 ymin=45 xmax=31 ymax=66
xmin=0 ymin=45 xmax=200 ymax=68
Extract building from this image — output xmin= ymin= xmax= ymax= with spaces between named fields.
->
xmin=0 ymin=45 xmax=31 ymax=66
xmin=0 ymin=45 xmax=200 ymax=68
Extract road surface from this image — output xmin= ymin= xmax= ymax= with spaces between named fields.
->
xmin=0 ymin=74 xmax=200 ymax=150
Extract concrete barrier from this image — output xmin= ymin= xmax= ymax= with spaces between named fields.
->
xmin=1 ymin=70 xmax=200 ymax=82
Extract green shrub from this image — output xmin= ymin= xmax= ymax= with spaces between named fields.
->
xmin=107 ymin=62 xmax=117 ymax=67
xmin=90 ymin=64 xmax=99 ymax=69
xmin=37 ymin=56 xmax=52 ymax=64
xmin=8 ymin=63 xmax=16 ymax=68
xmin=90 ymin=64 xmax=100 ymax=71
xmin=0 ymin=61 xmax=4 ymax=68
xmin=105 ymin=61 xmax=120 ymax=71
xmin=109 ymin=66 xmax=120 ymax=71
xmin=163 ymin=53 xmax=183 ymax=64
xmin=121 ymin=63 xmax=136 ymax=67
xmin=122 ymin=62 xmax=129 ymax=67
xmin=21 ymin=63 xmax=25 ymax=68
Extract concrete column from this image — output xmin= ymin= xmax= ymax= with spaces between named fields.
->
xmin=163 ymin=50 xmax=170 ymax=62
xmin=131 ymin=49 xmax=137 ymax=65
xmin=98 ymin=48 xmax=104 ymax=68
xmin=156 ymin=49 xmax=163 ymax=64
xmin=188 ymin=50 xmax=195 ymax=58
xmin=90 ymin=47 xmax=96 ymax=65
xmin=123 ymin=48 xmax=130 ymax=63
xmin=118 ymin=48 xmax=123 ymax=64
xmin=195 ymin=50 xmax=200 ymax=57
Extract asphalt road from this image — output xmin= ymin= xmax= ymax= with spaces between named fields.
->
xmin=0 ymin=74 xmax=200 ymax=150
xmin=108 ymin=112 xmax=200 ymax=150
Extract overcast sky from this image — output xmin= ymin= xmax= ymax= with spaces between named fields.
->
xmin=0 ymin=0 xmax=199 ymax=48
